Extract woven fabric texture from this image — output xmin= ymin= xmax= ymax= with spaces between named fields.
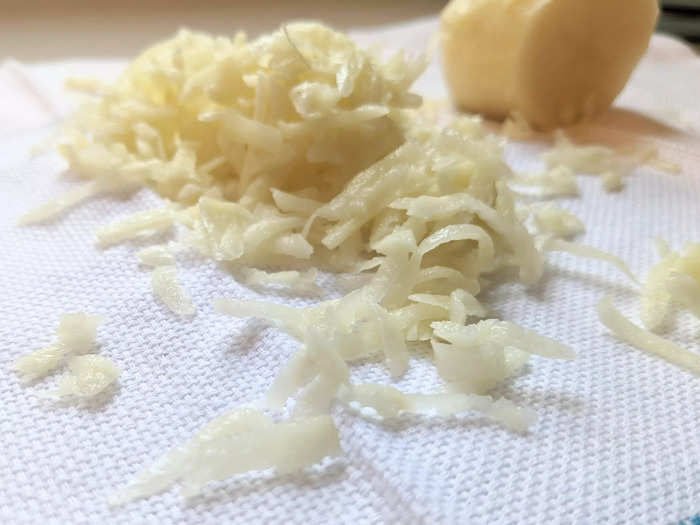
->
xmin=1 ymin=17 xmax=700 ymax=525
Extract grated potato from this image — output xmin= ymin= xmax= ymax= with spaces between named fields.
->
xmin=241 ymin=267 xmax=321 ymax=294
xmin=339 ymin=383 xmax=537 ymax=432
xmin=510 ymin=166 xmax=579 ymax=198
xmin=540 ymin=131 xmax=679 ymax=193
xmin=541 ymin=237 xmax=637 ymax=283
xmin=543 ymin=132 xmax=633 ymax=176
xmin=137 ymin=245 xmax=177 ymax=267
xmin=20 ymin=22 xmax=587 ymax=503
xmin=641 ymin=241 xmax=700 ymax=330
xmin=151 ymin=266 xmax=195 ymax=316
xmin=598 ymin=296 xmax=700 ymax=375
xmin=97 ymin=209 xmax=175 ymax=248
xmin=667 ymin=274 xmax=700 ymax=320
xmin=110 ymin=408 xmax=341 ymax=504
xmin=52 ymin=355 xmax=120 ymax=399
xmin=601 ymin=171 xmax=624 ymax=192
xmin=532 ymin=205 xmax=585 ymax=239
xmin=13 ymin=313 xmax=103 ymax=383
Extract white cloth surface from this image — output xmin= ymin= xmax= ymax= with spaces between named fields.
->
xmin=1 ymin=17 xmax=700 ymax=525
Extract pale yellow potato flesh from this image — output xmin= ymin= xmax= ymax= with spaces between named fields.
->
xmin=441 ymin=0 xmax=659 ymax=129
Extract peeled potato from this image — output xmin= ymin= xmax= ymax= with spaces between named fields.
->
xmin=440 ymin=0 xmax=659 ymax=129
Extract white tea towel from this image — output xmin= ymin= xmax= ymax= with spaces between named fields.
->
xmin=1 ymin=17 xmax=700 ymax=525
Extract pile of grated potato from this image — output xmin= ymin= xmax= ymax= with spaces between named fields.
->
xmin=15 ymin=21 xmax=698 ymax=504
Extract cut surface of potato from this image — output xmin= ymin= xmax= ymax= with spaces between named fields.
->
xmin=441 ymin=0 xmax=659 ymax=129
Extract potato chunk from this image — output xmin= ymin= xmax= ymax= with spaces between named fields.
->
xmin=441 ymin=0 xmax=658 ymax=128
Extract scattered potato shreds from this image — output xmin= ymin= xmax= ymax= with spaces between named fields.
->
xmin=97 ymin=209 xmax=175 ymax=247
xmin=19 ymin=181 xmax=102 ymax=225
xmin=216 ymin=288 xmax=571 ymax=418
xmin=537 ymin=131 xmax=681 ymax=194
xmin=510 ymin=166 xmax=579 ymax=197
xmin=13 ymin=314 xmax=118 ymax=402
xmin=406 ymin=392 xmax=537 ymax=431
xmin=532 ymin=205 xmax=585 ymax=239
xmin=541 ymin=238 xmax=638 ymax=283
xmin=21 ymin=21 xmax=600 ymax=504
xmin=598 ymin=297 xmax=700 ymax=375
xmin=430 ymin=319 xmax=573 ymax=393
xmin=13 ymin=344 xmax=67 ymax=384
xmin=151 ymin=266 xmax=195 ymax=316
xmin=543 ymin=132 xmax=627 ymax=174
xmin=601 ymin=171 xmax=624 ymax=192
xmin=432 ymin=319 xmax=576 ymax=360
xmin=56 ymin=313 xmax=103 ymax=353
xmin=52 ymin=355 xmax=120 ymax=399
xmin=339 ymin=383 xmax=537 ymax=432
xmin=642 ymin=251 xmax=680 ymax=331
xmin=110 ymin=409 xmax=341 ymax=505
xmin=13 ymin=313 xmax=103 ymax=383
xmin=641 ymin=241 xmax=700 ymax=330
xmin=242 ymin=268 xmax=322 ymax=294
xmin=137 ymin=245 xmax=176 ymax=267
xmin=215 ymin=297 xmax=306 ymax=339
xmin=667 ymin=274 xmax=700 ymax=320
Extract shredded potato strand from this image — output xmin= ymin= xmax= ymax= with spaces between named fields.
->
xmin=542 ymin=238 xmax=637 ymax=283
xmin=598 ymin=297 xmax=700 ymax=375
